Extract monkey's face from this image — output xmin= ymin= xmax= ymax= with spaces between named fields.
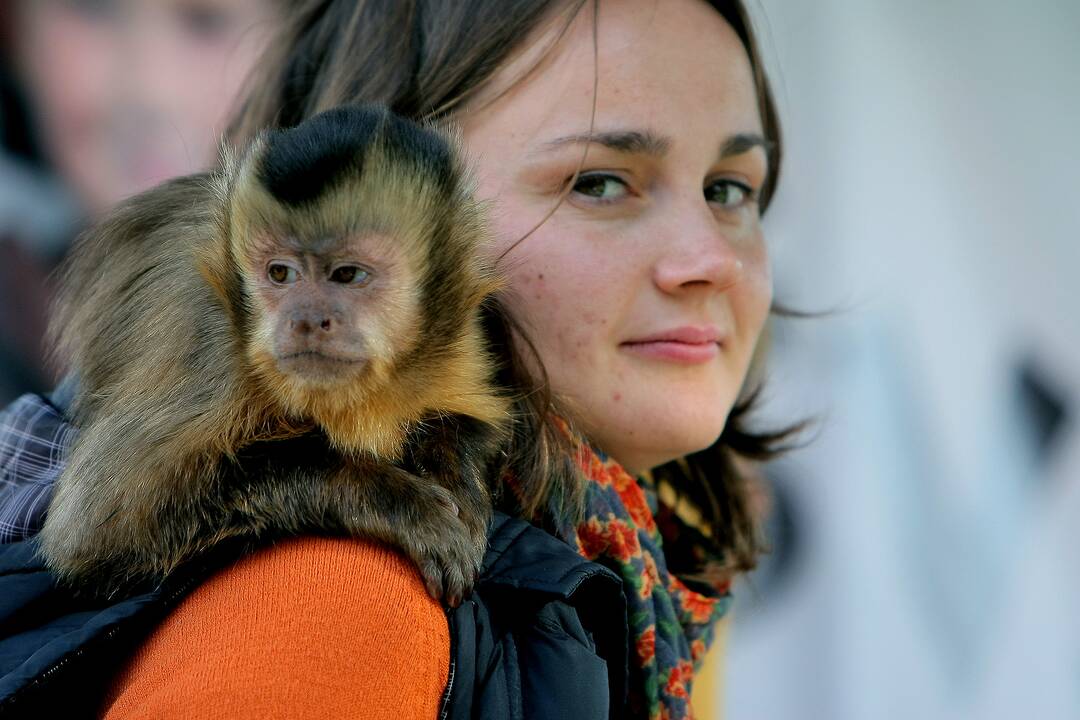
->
xmin=218 ymin=107 xmax=496 ymax=439
xmin=245 ymin=232 xmax=420 ymax=390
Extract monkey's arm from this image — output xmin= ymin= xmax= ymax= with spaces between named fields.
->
xmin=212 ymin=434 xmax=482 ymax=606
xmin=45 ymin=429 xmax=482 ymax=604
xmin=402 ymin=415 xmax=503 ymax=561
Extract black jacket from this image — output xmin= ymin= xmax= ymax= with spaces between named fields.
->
xmin=0 ymin=512 xmax=629 ymax=719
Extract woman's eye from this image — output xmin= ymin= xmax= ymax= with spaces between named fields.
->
xmin=267 ymin=264 xmax=297 ymax=284
xmin=330 ymin=266 xmax=371 ymax=285
xmin=571 ymin=173 xmax=630 ymax=203
xmin=705 ymin=180 xmax=756 ymax=209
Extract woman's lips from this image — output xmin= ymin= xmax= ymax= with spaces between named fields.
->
xmin=620 ymin=326 xmax=724 ymax=364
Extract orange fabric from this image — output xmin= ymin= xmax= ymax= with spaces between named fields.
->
xmin=101 ymin=537 xmax=450 ymax=720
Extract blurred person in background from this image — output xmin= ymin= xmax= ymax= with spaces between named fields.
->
xmin=0 ymin=0 xmax=278 ymax=403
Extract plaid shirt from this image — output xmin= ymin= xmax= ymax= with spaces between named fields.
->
xmin=0 ymin=392 xmax=74 ymax=542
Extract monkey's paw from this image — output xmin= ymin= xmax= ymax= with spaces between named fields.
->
xmin=396 ymin=485 xmax=483 ymax=608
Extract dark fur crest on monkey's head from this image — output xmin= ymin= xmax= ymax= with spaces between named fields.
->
xmin=199 ymin=106 xmax=505 ymax=456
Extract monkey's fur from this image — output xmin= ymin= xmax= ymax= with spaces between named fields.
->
xmin=40 ymin=106 xmax=508 ymax=605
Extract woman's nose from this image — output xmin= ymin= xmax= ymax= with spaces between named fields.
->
xmin=651 ymin=204 xmax=745 ymax=294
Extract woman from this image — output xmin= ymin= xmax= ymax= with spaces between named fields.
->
xmin=0 ymin=0 xmax=790 ymax=717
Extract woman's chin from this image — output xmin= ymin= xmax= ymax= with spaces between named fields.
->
xmin=596 ymin=413 xmax=727 ymax=475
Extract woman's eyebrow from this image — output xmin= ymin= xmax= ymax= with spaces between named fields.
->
xmin=538 ymin=129 xmax=771 ymax=160
xmin=720 ymin=132 xmax=773 ymax=160
xmin=540 ymin=129 xmax=670 ymax=156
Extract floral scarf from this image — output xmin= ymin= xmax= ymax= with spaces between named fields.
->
xmin=553 ymin=433 xmax=735 ymax=720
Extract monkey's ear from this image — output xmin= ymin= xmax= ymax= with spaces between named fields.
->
xmin=217 ymin=141 xmax=238 ymax=176
xmin=211 ymin=142 xmax=239 ymax=205
xmin=419 ymin=118 xmax=481 ymax=203
xmin=219 ymin=134 xmax=268 ymax=190
xmin=212 ymin=134 xmax=274 ymax=223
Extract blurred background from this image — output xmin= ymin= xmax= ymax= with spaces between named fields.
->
xmin=0 ymin=1 xmax=1076 ymax=719
xmin=731 ymin=0 xmax=1079 ymax=718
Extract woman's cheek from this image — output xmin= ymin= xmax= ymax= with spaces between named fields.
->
xmin=506 ymin=255 xmax=602 ymax=392
xmin=746 ymin=258 xmax=772 ymax=329
xmin=729 ymin=239 xmax=773 ymax=389
xmin=509 ymin=264 xmax=573 ymax=361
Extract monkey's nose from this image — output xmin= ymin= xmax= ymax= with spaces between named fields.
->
xmin=291 ymin=313 xmax=334 ymax=334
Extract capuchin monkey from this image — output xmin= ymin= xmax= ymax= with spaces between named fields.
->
xmin=39 ymin=106 xmax=508 ymax=606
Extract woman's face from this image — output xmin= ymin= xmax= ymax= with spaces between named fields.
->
xmin=14 ymin=0 xmax=275 ymax=216
xmin=460 ymin=0 xmax=772 ymax=473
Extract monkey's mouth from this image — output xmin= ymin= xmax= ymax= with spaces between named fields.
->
xmin=276 ymin=351 xmax=366 ymax=380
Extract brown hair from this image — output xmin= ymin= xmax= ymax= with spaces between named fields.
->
xmin=229 ymin=0 xmax=798 ymax=575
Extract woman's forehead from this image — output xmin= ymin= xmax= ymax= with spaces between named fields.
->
xmin=466 ymin=0 xmax=762 ymax=153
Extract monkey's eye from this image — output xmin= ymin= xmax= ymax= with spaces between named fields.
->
xmin=330 ymin=266 xmax=371 ymax=285
xmin=267 ymin=263 xmax=298 ymax=284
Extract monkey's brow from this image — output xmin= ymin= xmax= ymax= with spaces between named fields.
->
xmin=539 ymin=129 xmax=771 ymax=160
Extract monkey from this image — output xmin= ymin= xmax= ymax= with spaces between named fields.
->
xmin=38 ymin=105 xmax=509 ymax=606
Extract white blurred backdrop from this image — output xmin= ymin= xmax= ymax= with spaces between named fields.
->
xmin=728 ymin=1 xmax=1080 ymax=718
